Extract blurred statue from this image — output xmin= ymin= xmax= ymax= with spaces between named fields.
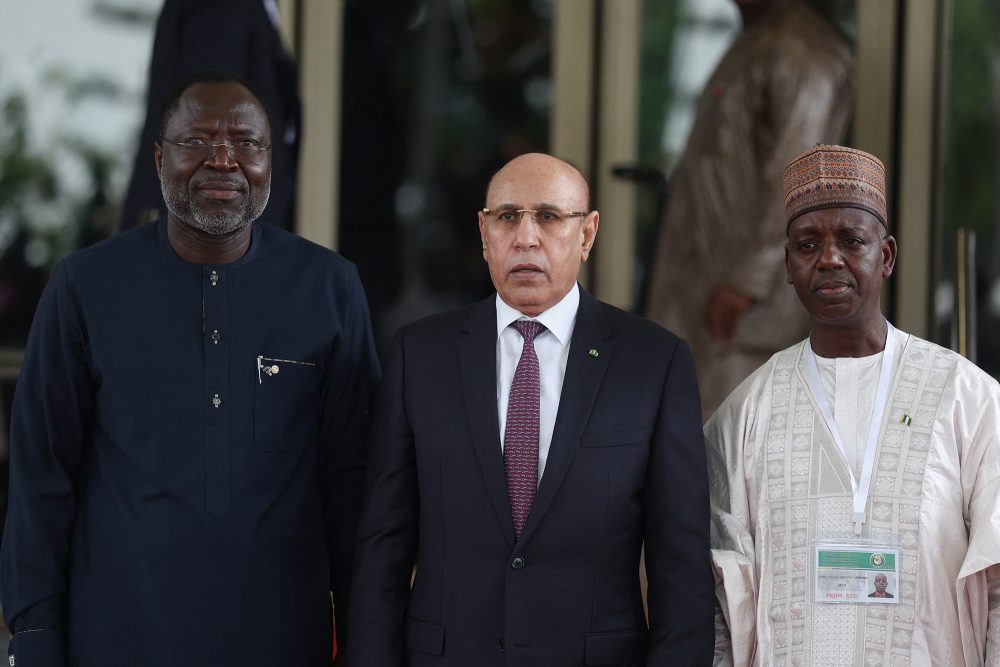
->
xmin=646 ymin=0 xmax=853 ymax=420
xmin=120 ymin=0 xmax=300 ymax=231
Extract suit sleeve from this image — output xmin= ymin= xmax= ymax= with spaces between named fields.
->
xmin=318 ymin=265 xmax=381 ymax=647
xmin=0 ymin=261 xmax=95 ymax=667
xmin=644 ymin=339 xmax=715 ymax=665
xmin=346 ymin=328 xmax=419 ymax=665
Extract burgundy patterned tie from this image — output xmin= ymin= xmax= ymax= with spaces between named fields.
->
xmin=504 ymin=320 xmax=546 ymax=540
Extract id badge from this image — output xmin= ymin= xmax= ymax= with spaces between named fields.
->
xmin=813 ymin=543 xmax=900 ymax=604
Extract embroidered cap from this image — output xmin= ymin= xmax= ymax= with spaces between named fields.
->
xmin=783 ymin=144 xmax=888 ymax=231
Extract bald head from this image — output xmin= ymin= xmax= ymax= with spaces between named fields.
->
xmin=486 ymin=153 xmax=590 ymax=211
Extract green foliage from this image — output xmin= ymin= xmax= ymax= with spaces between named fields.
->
xmin=638 ymin=1 xmax=681 ymax=165
xmin=942 ymin=0 xmax=996 ymax=242
xmin=0 ymin=93 xmax=59 ymax=214
xmin=935 ymin=0 xmax=1000 ymax=367
xmin=0 ymin=63 xmax=123 ymax=273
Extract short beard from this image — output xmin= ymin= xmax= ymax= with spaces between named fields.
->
xmin=161 ymin=178 xmax=270 ymax=236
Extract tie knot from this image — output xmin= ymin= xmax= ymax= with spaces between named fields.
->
xmin=513 ymin=319 xmax=546 ymax=344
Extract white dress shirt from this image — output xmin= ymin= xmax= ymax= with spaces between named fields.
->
xmin=495 ymin=283 xmax=579 ymax=481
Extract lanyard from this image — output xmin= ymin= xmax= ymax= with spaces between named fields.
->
xmin=805 ymin=321 xmax=896 ymax=536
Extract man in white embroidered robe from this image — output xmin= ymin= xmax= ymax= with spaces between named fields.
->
xmin=707 ymin=145 xmax=1000 ymax=666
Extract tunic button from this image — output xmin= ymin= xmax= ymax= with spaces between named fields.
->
xmin=212 ymin=394 xmax=222 ymax=408
xmin=211 ymin=329 xmax=221 ymax=344
xmin=210 ymin=271 xmax=219 ymax=286
xmin=497 ymin=638 xmax=505 ymax=653
xmin=511 ymin=556 xmax=525 ymax=570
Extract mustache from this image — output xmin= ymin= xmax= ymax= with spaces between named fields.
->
xmin=811 ymin=272 xmax=855 ymax=290
xmin=193 ymin=176 xmax=245 ymax=190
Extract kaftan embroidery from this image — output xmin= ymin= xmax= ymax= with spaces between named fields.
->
xmin=757 ymin=336 xmax=956 ymax=665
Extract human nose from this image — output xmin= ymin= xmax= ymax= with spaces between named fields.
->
xmin=816 ymin=241 xmax=844 ymax=269
xmin=204 ymin=143 xmax=239 ymax=169
xmin=512 ymin=213 xmax=541 ymax=249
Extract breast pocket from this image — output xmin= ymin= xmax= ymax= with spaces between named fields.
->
xmin=580 ymin=428 xmax=648 ymax=448
xmin=253 ymin=355 xmax=320 ymax=454
xmin=578 ymin=428 xmax=649 ymax=487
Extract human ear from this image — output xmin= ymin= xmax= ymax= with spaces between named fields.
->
xmin=478 ymin=211 xmax=489 ymax=260
xmin=581 ymin=211 xmax=599 ymax=261
xmin=881 ymin=234 xmax=897 ymax=278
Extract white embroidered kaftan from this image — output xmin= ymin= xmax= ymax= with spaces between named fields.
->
xmin=707 ymin=328 xmax=1000 ymax=666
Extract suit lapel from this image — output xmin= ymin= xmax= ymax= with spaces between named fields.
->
xmin=459 ymin=296 xmax=515 ymax=548
xmin=518 ymin=290 xmax=611 ymax=546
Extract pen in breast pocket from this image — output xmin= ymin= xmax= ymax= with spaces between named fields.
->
xmin=257 ymin=355 xmax=317 ymax=384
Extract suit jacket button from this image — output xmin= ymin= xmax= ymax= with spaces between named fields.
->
xmin=511 ymin=556 xmax=526 ymax=569
xmin=497 ymin=638 xmax=505 ymax=653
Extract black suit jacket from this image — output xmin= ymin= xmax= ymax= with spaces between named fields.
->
xmin=120 ymin=0 xmax=300 ymax=231
xmin=349 ymin=290 xmax=714 ymax=666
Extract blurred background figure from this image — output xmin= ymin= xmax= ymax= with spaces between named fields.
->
xmin=119 ymin=0 xmax=300 ymax=230
xmin=645 ymin=0 xmax=853 ymax=420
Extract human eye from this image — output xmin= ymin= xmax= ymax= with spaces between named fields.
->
xmin=536 ymin=209 xmax=560 ymax=223
xmin=497 ymin=210 xmax=518 ymax=223
xmin=232 ymin=138 xmax=267 ymax=157
xmin=182 ymin=137 xmax=209 ymax=146
xmin=796 ymin=240 xmax=818 ymax=251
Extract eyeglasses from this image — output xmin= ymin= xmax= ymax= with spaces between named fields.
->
xmin=481 ymin=208 xmax=588 ymax=224
xmin=160 ymin=138 xmax=271 ymax=161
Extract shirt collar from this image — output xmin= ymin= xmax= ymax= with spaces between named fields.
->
xmin=495 ymin=283 xmax=579 ymax=347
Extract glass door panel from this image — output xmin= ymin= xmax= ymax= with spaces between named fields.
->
xmin=935 ymin=0 xmax=1000 ymax=376
xmin=340 ymin=0 xmax=554 ymax=349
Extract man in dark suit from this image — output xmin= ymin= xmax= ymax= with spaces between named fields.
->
xmin=348 ymin=153 xmax=714 ymax=666
xmin=121 ymin=0 xmax=300 ymax=231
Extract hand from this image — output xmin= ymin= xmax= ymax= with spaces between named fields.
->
xmin=705 ymin=286 xmax=752 ymax=342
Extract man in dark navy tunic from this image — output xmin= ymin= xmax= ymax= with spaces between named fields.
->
xmin=1 ymin=71 xmax=378 ymax=666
